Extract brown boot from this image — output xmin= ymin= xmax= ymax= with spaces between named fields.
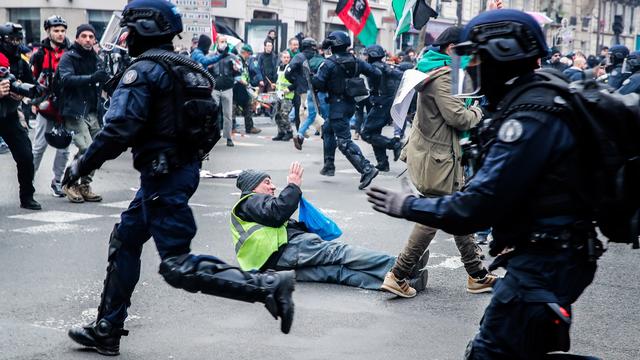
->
xmin=63 ymin=184 xmax=84 ymax=203
xmin=78 ymin=184 xmax=103 ymax=202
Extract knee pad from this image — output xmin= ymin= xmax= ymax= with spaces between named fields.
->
xmin=108 ymin=224 xmax=122 ymax=261
xmin=337 ymin=138 xmax=351 ymax=152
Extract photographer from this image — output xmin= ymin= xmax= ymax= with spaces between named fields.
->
xmin=30 ymin=15 xmax=71 ymax=198
xmin=0 ymin=23 xmax=41 ymax=210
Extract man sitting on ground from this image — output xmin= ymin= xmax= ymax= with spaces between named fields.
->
xmin=230 ymin=162 xmax=429 ymax=291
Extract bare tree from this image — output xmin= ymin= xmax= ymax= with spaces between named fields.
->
xmin=306 ymin=0 xmax=322 ymax=40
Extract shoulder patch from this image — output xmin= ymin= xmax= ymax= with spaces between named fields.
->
xmin=122 ymin=69 xmax=138 ymax=84
xmin=498 ymin=119 xmax=524 ymax=143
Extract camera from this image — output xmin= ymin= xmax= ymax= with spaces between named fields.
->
xmin=0 ymin=66 xmax=43 ymax=98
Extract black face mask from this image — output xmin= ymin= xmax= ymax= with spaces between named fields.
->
xmin=0 ymin=41 xmax=19 ymax=58
xmin=479 ymin=55 xmax=537 ymax=111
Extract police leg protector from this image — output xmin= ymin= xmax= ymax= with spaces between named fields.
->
xmin=159 ymin=254 xmax=296 ymax=334
xmin=337 ymin=138 xmax=370 ymax=174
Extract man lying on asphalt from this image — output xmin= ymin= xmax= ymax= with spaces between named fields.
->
xmin=230 ymin=162 xmax=429 ymax=291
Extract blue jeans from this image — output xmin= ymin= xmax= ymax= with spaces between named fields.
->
xmin=276 ymin=233 xmax=395 ymax=289
xmin=298 ymin=91 xmax=328 ymax=137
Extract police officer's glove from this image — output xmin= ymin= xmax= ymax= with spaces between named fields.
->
xmin=61 ymin=159 xmax=82 ymax=187
xmin=91 ymin=70 xmax=109 ymax=84
xmin=366 ymin=178 xmax=416 ymax=219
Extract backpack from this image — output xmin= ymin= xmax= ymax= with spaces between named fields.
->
xmin=327 ymin=54 xmax=369 ymax=98
xmin=124 ymin=50 xmax=221 ymax=160
xmin=496 ymin=69 xmax=640 ymax=248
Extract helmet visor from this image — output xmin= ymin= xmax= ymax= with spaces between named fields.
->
xmin=450 ymin=53 xmax=482 ymax=98
xmin=100 ymin=12 xmax=128 ymax=51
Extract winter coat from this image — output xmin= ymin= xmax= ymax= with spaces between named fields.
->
xmin=57 ymin=42 xmax=101 ymax=118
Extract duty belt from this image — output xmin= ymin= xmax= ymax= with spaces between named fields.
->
xmin=525 ymin=227 xmax=604 ymax=262
xmin=141 ymin=149 xmax=199 ymax=176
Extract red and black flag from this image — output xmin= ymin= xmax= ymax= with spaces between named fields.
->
xmin=336 ymin=0 xmax=378 ymax=46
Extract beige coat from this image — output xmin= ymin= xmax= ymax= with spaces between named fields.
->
xmin=404 ymin=69 xmax=482 ymax=196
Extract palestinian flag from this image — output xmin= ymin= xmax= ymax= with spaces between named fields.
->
xmin=392 ymin=0 xmax=416 ymax=40
xmin=336 ymin=0 xmax=378 ymax=46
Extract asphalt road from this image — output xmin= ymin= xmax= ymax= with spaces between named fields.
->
xmin=1 ymin=120 xmax=638 ymax=360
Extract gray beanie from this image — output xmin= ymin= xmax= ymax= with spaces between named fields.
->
xmin=236 ymin=170 xmax=270 ymax=195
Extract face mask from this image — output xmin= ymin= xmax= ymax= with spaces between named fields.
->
xmin=218 ymin=43 xmax=227 ymax=52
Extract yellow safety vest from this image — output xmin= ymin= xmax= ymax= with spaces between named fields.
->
xmin=276 ymin=66 xmax=294 ymax=100
xmin=230 ymin=194 xmax=289 ymax=271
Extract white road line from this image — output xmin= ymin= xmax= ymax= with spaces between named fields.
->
xmin=231 ymin=142 xmax=263 ymax=147
xmin=426 ymin=256 xmax=464 ymax=270
xmin=101 ymin=200 xmax=131 ymax=209
xmin=12 ymin=223 xmax=100 ymax=234
xmin=189 ymin=203 xmax=210 ymax=207
xmin=9 ymin=211 xmax=102 ymax=223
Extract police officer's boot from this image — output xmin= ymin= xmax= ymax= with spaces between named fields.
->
xmin=391 ymin=138 xmax=403 ymax=162
xmin=68 ymin=318 xmax=128 ymax=356
xmin=320 ymin=164 xmax=335 ymax=176
xmin=272 ymin=132 xmax=285 ymax=141
xmin=375 ymin=162 xmax=390 ymax=172
xmin=159 ymin=255 xmax=295 ymax=334
xmin=281 ymin=131 xmax=293 ymax=141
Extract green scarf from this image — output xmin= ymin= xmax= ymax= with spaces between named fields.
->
xmin=417 ymin=50 xmax=472 ymax=74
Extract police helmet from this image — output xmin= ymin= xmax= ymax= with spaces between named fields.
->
xmin=300 ymin=37 xmax=317 ymax=51
xmin=44 ymin=15 xmax=67 ymax=30
xmin=627 ymin=51 xmax=640 ymax=72
xmin=455 ymin=9 xmax=547 ymax=62
xmin=609 ymin=45 xmax=630 ymax=64
xmin=45 ymin=125 xmax=73 ymax=149
xmin=120 ymin=0 xmax=183 ymax=37
xmin=327 ymin=31 xmax=351 ymax=49
xmin=363 ymin=44 xmax=385 ymax=59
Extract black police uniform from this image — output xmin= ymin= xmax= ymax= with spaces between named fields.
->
xmin=361 ymin=59 xmax=403 ymax=170
xmin=0 ymin=47 xmax=38 ymax=208
xmin=312 ymin=51 xmax=381 ymax=181
xmin=608 ymin=64 xmax=630 ymax=90
xmin=618 ymin=71 xmax=640 ymax=95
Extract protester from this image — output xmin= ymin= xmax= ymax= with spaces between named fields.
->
xmin=58 ymin=23 xmax=106 ymax=203
xmin=190 ymin=34 xmax=225 ymax=68
xmin=544 ymin=48 xmax=568 ymax=72
xmin=285 ymin=37 xmax=317 ymax=149
xmin=273 ymin=51 xmax=294 ymax=141
xmin=563 ymin=55 xmax=587 ymax=81
xmin=235 ymin=44 xmax=262 ymax=134
xmin=230 ymin=164 xmax=428 ymax=291
xmin=257 ymin=40 xmax=277 ymax=92
xmin=209 ymin=34 xmax=241 ymax=147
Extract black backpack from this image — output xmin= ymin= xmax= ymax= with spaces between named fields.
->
xmin=496 ymin=69 xmax=640 ymax=248
xmin=327 ymin=54 xmax=369 ymax=98
xmin=123 ymin=50 xmax=221 ymax=160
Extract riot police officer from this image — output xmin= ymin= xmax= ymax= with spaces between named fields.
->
xmin=618 ymin=51 xmax=640 ymax=95
xmin=312 ymin=31 xmax=381 ymax=189
xmin=66 ymin=1 xmax=294 ymax=356
xmin=360 ymin=44 xmax=403 ymax=172
xmin=607 ymin=44 xmax=630 ymax=90
xmin=367 ymin=10 xmax=602 ymax=358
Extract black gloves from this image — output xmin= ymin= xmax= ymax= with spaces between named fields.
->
xmin=61 ymin=159 xmax=82 ymax=187
xmin=366 ymin=178 xmax=416 ymax=218
xmin=91 ymin=70 xmax=109 ymax=83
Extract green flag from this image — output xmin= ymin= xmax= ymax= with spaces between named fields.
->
xmin=392 ymin=0 xmax=415 ymax=39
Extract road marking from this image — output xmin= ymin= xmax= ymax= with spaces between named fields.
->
xmin=336 ymin=169 xmax=359 ymax=174
xmin=101 ymin=200 xmax=131 ymax=209
xmin=9 ymin=210 xmax=102 ymax=223
xmin=426 ymin=256 xmax=463 ymax=269
xmin=12 ymin=223 xmax=100 ymax=234
xmin=202 ymin=211 xmax=228 ymax=217
xmin=189 ymin=203 xmax=210 ymax=207
xmin=232 ymin=142 xmax=263 ymax=147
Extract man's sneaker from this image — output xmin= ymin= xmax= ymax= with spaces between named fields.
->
xmin=78 ymin=184 xmax=103 ymax=202
xmin=63 ymin=184 xmax=84 ymax=203
xmin=51 ymin=180 xmax=65 ymax=197
xmin=246 ymin=127 xmax=261 ymax=134
xmin=226 ymin=139 xmax=235 ymax=147
xmin=319 ymin=166 xmax=335 ymax=177
xmin=358 ymin=168 xmax=379 ymax=190
xmin=68 ymin=319 xmax=128 ymax=356
xmin=381 ymin=272 xmax=417 ymax=298
xmin=293 ymin=136 xmax=304 ymax=150
xmin=20 ymin=198 xmax=42 ymax=210
xmin=467 ymin=273 xmax=498 ymax=294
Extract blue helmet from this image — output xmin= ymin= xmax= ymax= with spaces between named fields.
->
xmin=327 ymin=31 xmax=351 ymax=49
xmin=609 ymin=44 xmax=630 ymax=64
xmin=363 ymin=44 xmax=385 ymax=59
xmin=120 ymin=0 xmax=182 ymax=37
xmin=627 ymin=51 xmax=640 ymax=72
xmin=456 ymin=9 xmax=547 ymax=62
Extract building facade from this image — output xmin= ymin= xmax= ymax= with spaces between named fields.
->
xmin=0 ymin=0 xmax=126 ymax=45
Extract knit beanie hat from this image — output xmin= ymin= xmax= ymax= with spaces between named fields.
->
xmin=236 ymin=170 xmax=270 ymax=195
xmin=198 ymin=34 xmax=212 ymax=52
xmin=76 ymin=24 xmax=96 ymax=38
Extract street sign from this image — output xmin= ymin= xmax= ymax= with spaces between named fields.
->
xmin=172 ymin=0 xmax=211 ymax=47
xmin=211 ymin=0 xmax=227 ymax=6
